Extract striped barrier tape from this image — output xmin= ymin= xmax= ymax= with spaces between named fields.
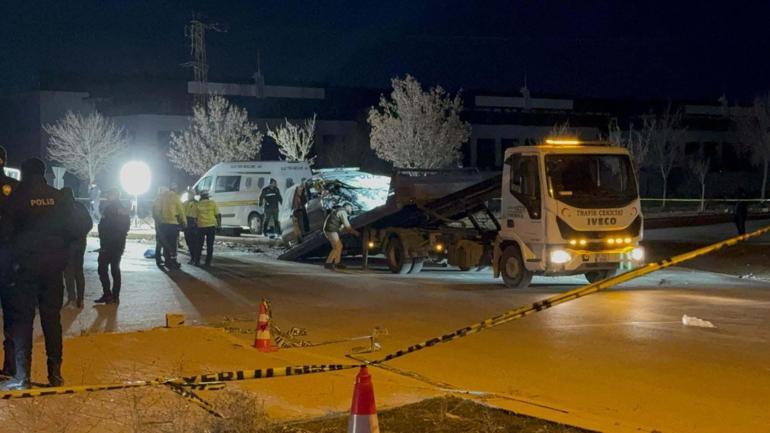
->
xmin=370 ymin=223 xmax=770 ymax=364
xmin=166 ymin=383 xmax=224 ymax=418
xmin=0 ymin=364 xmax=359 ymax=400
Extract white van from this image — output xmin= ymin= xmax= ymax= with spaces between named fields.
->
xmin=190 ymin=161 xmax=312 ymax=234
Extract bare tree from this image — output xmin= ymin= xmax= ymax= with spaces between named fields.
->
xmin=733 ymin=95 xmax=770 ymax=199
xmin=645 ymin=106 xmax=687 ymax=208
xmin=266 ymin=114 xmax=316 ymax=163
xmin=368 ymin=74 xmax=471 ymax=170
xmin=548 ymin=120 xmax=576 ymax=138
xmin=689 ymin=156 xmax=710 ymax=212
xmin=169 ymin=95 xmax=263 ymax=175
xmin=607 ymin=119 xmax=650 ymax=170
xmin=44 ymin=111 xmax=127 ymax=185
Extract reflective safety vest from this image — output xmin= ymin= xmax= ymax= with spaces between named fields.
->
xmin=196 ymin=199 xmax=220 ymax=228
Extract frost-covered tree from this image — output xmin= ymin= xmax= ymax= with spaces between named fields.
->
xmin=368 ymin=74 xmax=471 ymax=170
xmin=44 ymin=111 xmax=127 ymax=185
xmin=266 ymin=114 xmax=316 ymax=163
xmin=169 ymin=95 xmax=263 ymax=175
xmin=646 ymin=106 xmax=687 ymax=208
xmin=689 ymin=156 xmax=710 ymax=212
xmin=733 ymin=95 xmax=770 ymax=199
xmin=548 ymin=121 xmax=576 ymax=138
xmin=607 ymin=119 xmax=650 ymax=170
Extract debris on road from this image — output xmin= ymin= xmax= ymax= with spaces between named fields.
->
xmin=682 ymin=314 xmax=716 ymax=328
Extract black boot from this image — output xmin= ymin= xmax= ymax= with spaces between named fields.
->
xmin=47 ymin=359 xmax=63 ymax=387
xmin=0 ymin=359 xmax=30 ymax=390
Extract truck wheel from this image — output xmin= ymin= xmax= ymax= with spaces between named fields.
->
xmin=585 ymin=269 xmax=616 ymax=284
xmin=409 ymin=258 xmax=425 ymax=274
xmin=500 ymin=246 xmax=532 ymax=289
xmin=386 ymin=237 xmax=412 ymax=274
xmin=248 ymin=213 xmax=262 ymax=235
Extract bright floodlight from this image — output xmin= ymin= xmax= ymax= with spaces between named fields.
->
xmin=120 ymin=161 xmax=151 ymax=196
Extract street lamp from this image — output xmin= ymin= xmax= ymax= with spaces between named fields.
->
xmin=120 ymin=161 xmax=151 ymax=228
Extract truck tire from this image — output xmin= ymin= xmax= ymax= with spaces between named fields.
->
xmin=248 ymin=213 xmax=262 ymax=235
xmin=500 ymin=245 xmax=532 ymax=289
xmin=386 ymin=237 xmax=412 ymax=274
xmin=584 ymin=269 xmax=616 ymax=284
xmin=409 ymin=258 xmax=425 ymax=274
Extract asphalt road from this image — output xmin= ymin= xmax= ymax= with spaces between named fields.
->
xmin=39 ymin=229 xmax=770 ymax=433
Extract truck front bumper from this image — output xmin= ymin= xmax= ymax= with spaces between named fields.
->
xmin=544 ymin=246 xmax=644 ymax=274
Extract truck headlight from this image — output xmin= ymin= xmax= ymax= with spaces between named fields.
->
xmin=631 ymin=247 xmax=644 ymax=261
xmin=550 ymin=249 xmax=571 ymax=264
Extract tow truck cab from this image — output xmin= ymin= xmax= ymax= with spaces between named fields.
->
xmin=494 ymin=139 xmax=645 ymax=288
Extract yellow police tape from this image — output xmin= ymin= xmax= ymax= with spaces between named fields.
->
xmin=167 ymin=383 xmax=224 ymax=418
xmin=2 ymin=224 xmax=768 ymax=408
xmin=371 ymin=224 xmax=770 ymax=364
xmin=0 ymin=364 xmax=359 ymax=400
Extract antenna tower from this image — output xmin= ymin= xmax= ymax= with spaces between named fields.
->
xmin=182 ymin=14 xmax=227 ymax=105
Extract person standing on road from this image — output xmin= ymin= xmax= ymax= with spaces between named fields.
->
xmin=94 ymin=189 xmax=130 ymax=305
xmin=0 ymin=145 xmax=19 ymax=377
xmin=291 ymin=184 xmax=309 ymax=242
xmin=89 ymin=182 xmax=101 ymax=221
xmin=152 ymin=186 xmax=168 ymax=267
xmin=194 ymin=191 xmax=221 ymax=266
xmin=154 ymin=183 xmax=185 ymax=269
xmin=0 ymin=158 xmax=91 ymax=390
xmin=323 ymin=202 xmax=359 ymax=270
xmin=259 ymin=178 xmax=282 ymax=236
xmin=61 ymin=187 xmax=88 ymax=308
xmin=183 ymin=189 xmax=199 ymax=265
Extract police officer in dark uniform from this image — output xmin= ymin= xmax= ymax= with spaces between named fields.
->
xmin=0 ymin=145 xmax=19 ymax=377
xmin=259 ymin=178 xmax=283 ymax=235
xmin=0 ymin=158 xmax=77 ymax=390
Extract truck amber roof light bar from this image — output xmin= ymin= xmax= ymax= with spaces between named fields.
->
xmin=542 ymin=138 xmax=612 ymax=146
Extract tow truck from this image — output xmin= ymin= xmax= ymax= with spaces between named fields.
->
xmin=280 ymin=138 xmax=645 ymax=288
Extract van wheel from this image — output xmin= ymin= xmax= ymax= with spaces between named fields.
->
xmin=409 ymin=258 xmax=425 ymax=274
xmin=585 ymin=269 xmax=616 ymax=284
xmin=500 ymin=246 xmax=532 ymax=289
xmin=386 ymin=237 xmax=412 ymax=274
xmin=248 ymin=213 xmax=262 ymax=235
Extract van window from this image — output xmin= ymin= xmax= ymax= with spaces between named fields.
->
xmin=258 ymin=177 xmax=265 ymax=189
xmin=286 ymin=178 xmax=295 ymax=189
xmin=195 ymin=176 xmax=213 ymax=193
xmin=245 ymin=177 xmax=253 ymax=190
xmin=215 ymin=176 xmax=241 ymax=193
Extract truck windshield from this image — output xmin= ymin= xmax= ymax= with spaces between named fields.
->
xmin=545 ymin=154 xmax=638 ymax=207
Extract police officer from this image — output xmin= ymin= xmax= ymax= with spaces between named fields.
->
xmin=153 ymin=183 xmax=185 ymax=269
xmin=323 ymin=202 xmax=359 ymax=270
xmin=94 ymin=189 xmax=130 ymax=305
xmin=0 ymin=145 xmax=19 ymax=377
xmin=61 ymin=187 xmax=88 ymax=308
xmin=259 ymin=178 xmax=282 ymax=236
xmin=183 ymin=188 xmax=199 ymax=265
xmin=0 ymin=158 xmax=82 ymax=389
xmin=194 ymin=191 xmax=220 ymax=266
xmin=152 ymin=186 xmax=169 ymax=267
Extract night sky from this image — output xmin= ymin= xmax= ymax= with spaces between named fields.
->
xmin=1 ymin=1 xmax=768 ymax=101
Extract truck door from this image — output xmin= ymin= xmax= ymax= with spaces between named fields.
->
xmin=502 ymin=153 xmax=545 ymax=260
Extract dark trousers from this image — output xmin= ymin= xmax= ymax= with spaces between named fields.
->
xmin=154 ymin=229 xmax=165 ymax=264
xmin=184 ymin=226 xmax=199 ymax=263
xmin=159 ymin=223 xmax=180 ymax=263
xmin=0 ymin=245 xmax=14 ymax=374
xmin=262 ymin=209 xmax=281 ymax=235
xmin=63 ymin=239 xmax=86 ymax=303
xmin=196 ymin=226 xmax=216 ymax=265
xmin=98 ymin=250 xmax=122 ymax=298
xmin=12 ymin=262 xmax=65 ymax=377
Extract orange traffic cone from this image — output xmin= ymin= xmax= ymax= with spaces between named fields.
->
xmin=348 ymin=366 xmax=379 ymax=433
xmin=254 ymin=299 xmax=277 ymax=352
